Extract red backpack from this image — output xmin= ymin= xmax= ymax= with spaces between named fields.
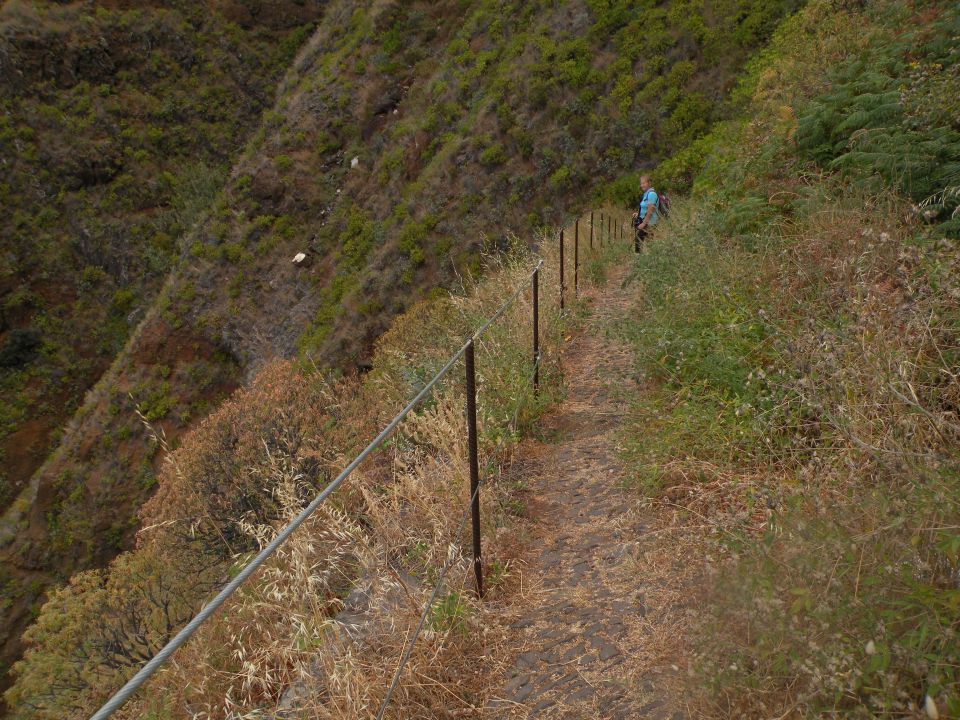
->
xmin=657 ymin=189 xmax=671 ymax=219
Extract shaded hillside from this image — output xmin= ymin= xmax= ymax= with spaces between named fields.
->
xmin=0 ymin=0 xmax=803 ymax=709
xmin=0 ymin=0 xmax=325 ymax=698
xmin=0 ymin=0 xmax=321 ymax=511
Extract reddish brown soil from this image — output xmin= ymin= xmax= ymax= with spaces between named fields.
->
xmin=2 ymin=419 xmax=52 ymax=500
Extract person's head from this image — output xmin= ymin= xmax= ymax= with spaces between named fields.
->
xmin=640 ymin=175 xmax=651 ymax=192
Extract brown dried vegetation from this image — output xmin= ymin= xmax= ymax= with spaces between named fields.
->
xmin=7 ymin=227 xmax=593 ymax=718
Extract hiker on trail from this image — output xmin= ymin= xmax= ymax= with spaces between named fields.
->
xmin=632 ymin=175 xmax=659 ymax=253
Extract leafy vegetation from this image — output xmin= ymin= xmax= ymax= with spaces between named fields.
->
xmin=0 ymin=0 xmax=321 ymax=510
xmin=616 ymin=0 xmax=960 ymax=715
xmin=795 ymin=3 xmax=960 ymax=235
xmin=0 ymin=0 xmax=322 ymax=700
xmin=2 ymin=0 xmax=809 ymax=712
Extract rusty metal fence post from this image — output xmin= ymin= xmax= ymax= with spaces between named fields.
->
xmin=532 ymin=266 xmax=539 ymax=392
xmin=574 ymin=218 xmax=579 ymax=297
xmin=589 ymin=211 xmax=594 ymax=250
xmin=464 ymin=340 xmax=483 ymax=599
xmin=559 ymin=228 xmax=565 ymax=310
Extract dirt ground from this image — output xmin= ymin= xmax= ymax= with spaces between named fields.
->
xmin=481 ymin=262 xmax=691 ymax=719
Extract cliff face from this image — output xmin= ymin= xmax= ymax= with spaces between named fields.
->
xmin=0 ymin=0 xmax=802 ymax=709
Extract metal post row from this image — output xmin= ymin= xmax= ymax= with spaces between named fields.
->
xmin=90 ymin=220 xmax=570 ymax=719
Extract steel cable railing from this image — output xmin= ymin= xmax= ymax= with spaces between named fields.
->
xmin=88 ymin=212 xmax=629 ymax=719
xmin=90 ymin=337 xmax=472 ymax=720
xmin=374 ymin=479 xmax=481 ymax=720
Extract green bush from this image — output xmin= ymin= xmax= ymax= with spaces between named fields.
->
xmin=110 ymin=289 xmax=136 ymax=315
xmin=339 ymin=206 xmax=378 ymax=270
xmin=397 ymin=215 xmax=438 ymax=266
xmin=0 ymin=330 xmax=42 ymax=369
xmin=479 ymin=144 xmax=507 ymax=167
xmin=548 ymin=166 xmax=573 ymax=191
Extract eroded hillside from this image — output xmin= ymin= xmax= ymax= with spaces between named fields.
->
xmin=0 ymin=0 xmax=321 ymax=510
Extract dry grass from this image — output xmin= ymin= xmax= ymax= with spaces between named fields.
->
xmin=618 ymin=185 xmax=960 ymax=713
xmin=97 ymin=219 xmax=613 ymax=719
xmin=607 ymin=2 xmax=960 ymax=711
xmin=617 ymin=168 xmax=960 ymax=720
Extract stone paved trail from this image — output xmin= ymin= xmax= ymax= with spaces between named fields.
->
xmin=485 ymin=263 xmax=682 ymax=720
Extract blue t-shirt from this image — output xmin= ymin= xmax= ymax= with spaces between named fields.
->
xmin=639 ymin=189 xmax=659 ymax=226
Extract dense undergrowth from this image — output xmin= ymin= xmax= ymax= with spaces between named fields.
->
xmin=4 ymin=217 xmax=616 ymax=717
xmin=0 ymin=0 xmax=324 ymax=700
xmin=618 ymin=0 xmax=960 ymax=716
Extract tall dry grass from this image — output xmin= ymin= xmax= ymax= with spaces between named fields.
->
xmin=611 ymin=0 xmax=960 ymax=710
xmin=10 ymin=218 xmax=612 ymax=720
xmin=123 ymin=228 xmax=589 ymax=719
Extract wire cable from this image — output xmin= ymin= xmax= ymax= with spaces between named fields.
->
xmin=90 ymin=259 xmax=545 ymax=720
xmin=471 ymin=259 xmax=543 ymax=341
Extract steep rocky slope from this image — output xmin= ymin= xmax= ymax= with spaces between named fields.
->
xmin=0 ymin=0 xmax=324 ymax=697
xmin=0 ymin=0 xmax=321 ymax=510
xmin=0 ymin=0 xmax=802 ymax=710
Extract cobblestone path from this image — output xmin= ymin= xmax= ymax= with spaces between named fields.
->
xmin=484 ymin=264 xmax=681 ymax=719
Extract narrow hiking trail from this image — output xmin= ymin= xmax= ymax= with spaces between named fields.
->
xmin=484 ymin=263 xmax=685 ymax=719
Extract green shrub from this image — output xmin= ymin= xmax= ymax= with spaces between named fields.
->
xmin=339 ymin=206 xmax=378 ymax=270
xmin=397 ymin=215 xmax=438 ymax=266
xmin=507 ymin=127 xmax=533 ymax=159
xmin=79 ymin=266 xmax=108 ymax=290
xmin=427 ymin=590 xmax=470 ymax=635
xmin=135 ymin=382 xmax=175 ymax=422
xmin=479 ymin=144 xmax=507 ymax=167
xmin=110 ymin=289 xmax=136 ymax=315
xmin=220 ymin=243 xmax=246 ymax=264
xmin=0 ymin=330 xmax=42 ymax=369
xmin=548 ymin=166 xmax=572 ymax=191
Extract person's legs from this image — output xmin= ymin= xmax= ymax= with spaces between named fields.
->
xmin=634 ymin=226 xmax=647 ymax=253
